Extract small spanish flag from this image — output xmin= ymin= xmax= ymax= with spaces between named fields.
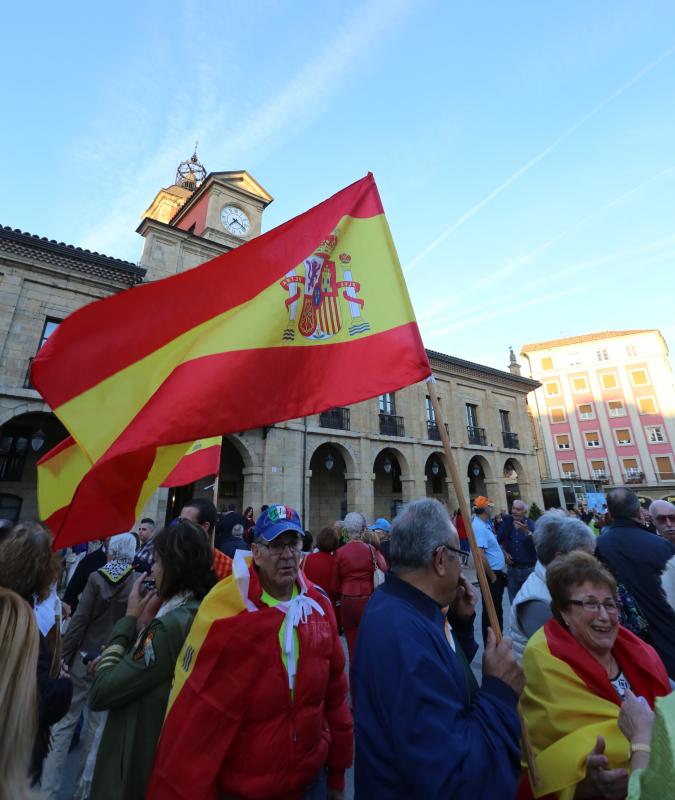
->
xmin=38 ymin=435 xmax=218 ymax=538
xmin=32 ymin=174 xmax=431 ymax=549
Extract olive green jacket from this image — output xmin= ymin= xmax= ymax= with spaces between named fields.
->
xmin=88 ymin=600 xmax=199 ymax=800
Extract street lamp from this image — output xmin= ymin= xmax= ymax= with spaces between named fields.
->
xmin=431 ymin=461 xmax=440 ymax=476
xmin=31 ymin=429 xmax=45 ymax=452
xmin=383 ymin=457 xmax=393 ymax=474
xmin=324 ymin=453 xmax=335 ymax=471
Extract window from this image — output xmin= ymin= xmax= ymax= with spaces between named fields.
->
xmin=584 ymin=431 xmax=600 ymax=448
xmin=0 ymin=431 xmax=30 ymax=481
xmin=591 ymin=459 xmax=607 ymax=479
xmin=626 ymin=344 xmax=638 ymax=357
xmin=555 ymin=434 xmax=571 ymax=450
xmin=623 ymin=458 xmax=640 ymax=478
xmin=379 ymin=393 xmax=395 ymax=414
xmin=578 ymin=403 xmax=594 ymax=420
xmin=465 ymin=403 xmax=478 ymax=428
xmin=600 ymin=373 xmax=618 ymax=389
xmin=499 ymin=409 xmax=511 ymax=433
xmin=637 ymin=397 xmax=657 ymax=415
xmin=38 ymin=318 xmax=60 ymax=352
xmin=615 ymin=428 xmax=632 ymax=445
xmin=561 ymin=462 xmax=577 ymax=476
xmin=425 ymin=396 xmax=435 ymax=422
xmin=572 ymin=376 xmax=589 ymax=392
xmin=550 ymin=408 xmax=566 ymax=424
xmin=656 ymin=456 xmax=674 ymax=480
xmin=596 ymin=348 xmax=609 ymax=362
xmin=646 ymin=425 xmax=665 ymax=443
xmin=630 ymin=369 xmax=649 ymax=386
xmin=607 ymin=400 xmax=625 ymax=417
xmin=545 ymin=381 xmax=560 ymax=397
xmin=541 ymin=356 xmax=553 ymax=370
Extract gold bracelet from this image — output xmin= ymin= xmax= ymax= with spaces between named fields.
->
xmin=630 ymin=743 xmax=651 ymax=754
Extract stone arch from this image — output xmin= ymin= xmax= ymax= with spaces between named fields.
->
xmin=308 ymin=438 xmax=357 ymax=476
xmin=0 ymin=410 xmax=68 ymax=520
xmin=0 ymin=401 xmax=51 ymax=429
xmin=372 ymin=446 xmax=411 ymax=520
xmin=228 ymin=434 xmax=255 ymax=470
xmin=308 ymin=441 xmax=355 ymax=534
xmin=467 ymin=454 xmax=493 ymax=500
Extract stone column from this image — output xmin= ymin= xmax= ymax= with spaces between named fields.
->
xmin=345 ymin=473 xmax=369 ymax=519
xmin=242 ymin=466 xmax=264 ymax=513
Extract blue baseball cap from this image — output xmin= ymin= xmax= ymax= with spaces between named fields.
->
xmin=368 ymin=518 xmax=391 ymax=533
xmin=254 ymin=504 xmax=304 ymax=542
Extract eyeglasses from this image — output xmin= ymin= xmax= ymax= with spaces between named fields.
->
xmin=568 ymin=598 xmax=619 ymax=615
xmin=437 ymin=543 xmax=470 ymax=567
xmin=257 ymin=539 xmax=302 ymax=556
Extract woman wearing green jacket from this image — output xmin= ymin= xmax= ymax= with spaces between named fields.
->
xmin=88 ymin=522 xmax=216 ymax=800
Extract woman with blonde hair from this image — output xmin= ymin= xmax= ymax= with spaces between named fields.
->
xmin=0 ymin=520 xmax=72 ymax=781
xmin=0 ymin=587 xmax=41 ymax=799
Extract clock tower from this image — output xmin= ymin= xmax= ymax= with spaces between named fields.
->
xmin=138 ymin=149 xmax=273 ymax=282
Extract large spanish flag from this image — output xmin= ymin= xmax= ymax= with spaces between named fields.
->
xmin=518 ymin=619 xmax=670 ymax=800
xmin=32 ymin=174 xmax=430 ymax=548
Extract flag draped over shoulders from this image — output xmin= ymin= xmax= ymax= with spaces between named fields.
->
xmin=32 ymin=174 xmax=430 ymax=548
xmin=519 ymin=619 xmax=670 ymax=800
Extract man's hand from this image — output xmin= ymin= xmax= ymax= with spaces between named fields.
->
xmin=450 ymin=574 xmax=478 ymax=620
xmin=482 ymin=628 xmax=524 ymax=696
xmin=502 ymin=550 xmax=514 ymax=566
xmin=576 ymin=736 xmax=628 ymax=798
xmin=61 ymin=601 xmax=72 ymax=620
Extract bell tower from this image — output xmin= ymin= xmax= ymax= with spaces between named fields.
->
xmin=142 ymin=145 xmax=207 ymax=224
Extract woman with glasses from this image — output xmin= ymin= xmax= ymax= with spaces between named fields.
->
xmin=518 ymin=551 xmax=670 ymax=800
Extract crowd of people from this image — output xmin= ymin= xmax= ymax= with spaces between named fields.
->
xmin=0 ymin=487 xmax=674 ymax=799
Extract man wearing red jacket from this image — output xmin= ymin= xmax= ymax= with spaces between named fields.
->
xmin=147 ymin=504 xmax=352 ymax=800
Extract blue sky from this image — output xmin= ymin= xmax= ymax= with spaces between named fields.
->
xmin=2 ymin=0 xmax=675 ymax=370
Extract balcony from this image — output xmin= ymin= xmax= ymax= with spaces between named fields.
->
xmin=379 ymin=413 xmax=405 ymax=437
xmin=562 ymin=472 xmax=579 ymax=480
xmin=592 ymin=470 xmax=609 ymax=482
xmin=502 ymin=431 xmax=520 ymax=449
xmin=624 ymin=470 xmax=645 ymax=484
xmin=319 ymin=407 xmax=350 ymax=431
xmin=426 ymin=420 xmax=448 ymax=441
xmin=467 ymin=425 xmax=487 ymax=446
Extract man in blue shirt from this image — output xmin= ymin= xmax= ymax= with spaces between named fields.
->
xmin=497 ymin=499 xmax=536 ymax=602
xmin=352 ymin=498 xmax=523 ymax=800
xmin=472 ymin=496 xmax=507 ymax=644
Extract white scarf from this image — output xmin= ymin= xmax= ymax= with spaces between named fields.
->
xmin=156 ymin=591 xmax=193 ymax=619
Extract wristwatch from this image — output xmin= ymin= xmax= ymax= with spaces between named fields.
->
xmin=630 ymin=742 xmax=651 ymax=754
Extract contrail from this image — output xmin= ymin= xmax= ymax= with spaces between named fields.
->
xmin=417 ymin=165 xmax=675 ymax=325
xmin=405 ymin=45 xmax=675 ymax=275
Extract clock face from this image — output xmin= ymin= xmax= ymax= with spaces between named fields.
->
xmin=220 ymin=205 xmax=251 ymax=237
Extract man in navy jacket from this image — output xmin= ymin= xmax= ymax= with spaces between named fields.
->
xmin=352 ymin=498 xmax=523 ymax=799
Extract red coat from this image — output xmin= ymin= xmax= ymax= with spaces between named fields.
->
xmin=147 ymin=565 xmax=353 ymax=800
xmin=334 ymin=540 xmax=387 ymax=598
xmin=302 ymin=551 xmax=338 ymax=611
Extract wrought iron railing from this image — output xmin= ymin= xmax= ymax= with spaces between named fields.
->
xmin=0 ymin=453 xmax=26 ymax=482
xmin=379 ymin=413 xmax=405 ymax=437
xmin=319 ymin=407 xmax=350 ymax=431
xmin=502 ymin=431 xmax=519 ymax=449
xmin=467 ymin=425 xmax=487 ymax=446
xmin=426 ymin=420 xmax=448 ymax=441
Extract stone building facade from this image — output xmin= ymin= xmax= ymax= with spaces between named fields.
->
xmin=0 ymin=154 xmax=542 ymax=530
xmin=0 ymin=225 xmax=144 ymax=520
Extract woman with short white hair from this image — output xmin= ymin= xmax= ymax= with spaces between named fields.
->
xmin=510 ymin=511 xmax=596 ymax=662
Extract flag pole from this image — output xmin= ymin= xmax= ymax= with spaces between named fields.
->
xmin=211 ymin=437 xmax=223 ymax=548
xmin=426 ymin=377 xmax=540 ymax=787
